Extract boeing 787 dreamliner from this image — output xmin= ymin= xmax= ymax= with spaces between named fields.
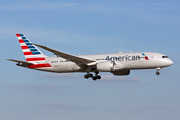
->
xmin=7 ymin=34 xmax=173 ymax=80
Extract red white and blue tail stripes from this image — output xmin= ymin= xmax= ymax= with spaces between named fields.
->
xmin=16 ymin=34 xmax=51 ymax=68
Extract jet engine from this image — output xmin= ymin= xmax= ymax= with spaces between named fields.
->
xmin=112 ymin=70 xmax=130 ymax=76
xmin=96 ymin=61 xmax=115 ymax=72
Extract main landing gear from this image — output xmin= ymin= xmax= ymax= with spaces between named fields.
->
xmin=156 ymin=67 xmax=161 ymax=75
xmin=84 ymin=72 xmax=101 ymax=80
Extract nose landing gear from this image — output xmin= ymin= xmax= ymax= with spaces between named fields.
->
xmin=156 ymin=67 xmax=161 ymax=75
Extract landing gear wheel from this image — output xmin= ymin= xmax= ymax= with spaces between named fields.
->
xmin=89 ymin=74 xmax=93 ymax=78
xmin=92 ymin=77 xmax=97 ymax=80
xmin=156 ymin=67 xmax=161 ymax=76
xmin=84 ymin=75 xmax=89 ymax=79
xmin=96 ymin=75 xmax=101 ymax=80
xmin=156 ymin=72 xmax=160 ymax=75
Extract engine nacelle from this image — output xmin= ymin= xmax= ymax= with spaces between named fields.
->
xmin=96 ymin=61 xmax=115 ymax=72
xmin=112 ymin=70 xmax=130 ymax=76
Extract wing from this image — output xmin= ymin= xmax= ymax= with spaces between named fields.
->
xmin=33 ymin=43 xmax=96 ymax=67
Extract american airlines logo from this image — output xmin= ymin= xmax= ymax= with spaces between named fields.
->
xmin=105 ymin=53 xmax=149 ymax=61
xmin=142 ymin=53 xmax=149 ymax=60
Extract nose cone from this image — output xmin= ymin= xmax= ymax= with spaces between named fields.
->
xmin=168 ymin=59 xmax=173 ymax=66
xmin=163 ymin=59 xmax=173 ymax=67
xmin=160 ymin=58 xmax=173 ymax=67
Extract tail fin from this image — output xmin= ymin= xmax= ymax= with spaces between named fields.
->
xmin=16 ymin=34 xmax=47 ymax=63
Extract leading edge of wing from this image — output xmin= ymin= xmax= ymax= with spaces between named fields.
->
xmin=33 ymin=43 xmax=96 ymax=65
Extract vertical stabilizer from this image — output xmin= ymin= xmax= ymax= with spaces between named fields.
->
xmin=16 ymin=34 xmax=47 ymax=63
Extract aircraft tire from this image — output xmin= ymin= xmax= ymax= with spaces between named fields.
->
xmin=156 ymin=72 xmax=160 ymax=75
xmin=92 ymin=77 xmax=97 ymax=80
xmin=89 ymin=74 xmax=93 ymax=78
xmin=97 ymin=75 xmax=101 ymax=79
xmin=84 ymin=75 xmax=89 ymax=79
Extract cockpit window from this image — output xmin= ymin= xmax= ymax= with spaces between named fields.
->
xmin=162 ymin=56 xmax=168 ymax=58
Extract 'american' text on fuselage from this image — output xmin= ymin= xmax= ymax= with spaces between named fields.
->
xmin=106 ymin=55 xmax=141 ymax=61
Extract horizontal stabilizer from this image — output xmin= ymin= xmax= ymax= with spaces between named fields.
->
xmin=6 ymin=59 xmax=34 ymax=65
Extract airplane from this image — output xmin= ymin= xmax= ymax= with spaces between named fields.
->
xmin=7 ymin=34 xmax=173 ymax=80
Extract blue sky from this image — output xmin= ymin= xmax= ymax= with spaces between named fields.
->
xmin=0 ymin=0 xmax=180 ymax=120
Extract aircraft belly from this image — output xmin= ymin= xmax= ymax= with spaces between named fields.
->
xmin=51 ymin=62 xmax=81 ymax=73
xmin=31 ymin=67 xmax=54 ymax=72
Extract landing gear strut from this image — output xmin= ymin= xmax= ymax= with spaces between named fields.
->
xmin=84 ymin=72 xmax=101 ymax=80
xmin=156 ymin=67 xmax=161 ymax=75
